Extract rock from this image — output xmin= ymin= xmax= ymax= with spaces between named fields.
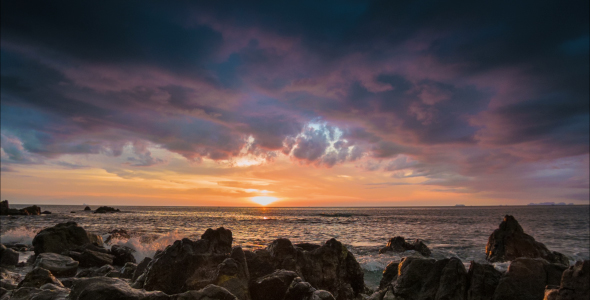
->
xmin=435 ymin=257 xmax=468 ymax=300
xmin=132 ymin=257 xmax=152 ymax=282
xmin=143 ymin=228 xmax=233 ymax=294
xmin=17 ymin=268 xmax=63 ymax=289
xmin=379 ymin=261 xmax=399 ymax=290
xmin=34 ymin=253 xmax=79 ymax=277
xmin=78 ymin=249 xmax=115 ymax=267
xmin=32 ymin=222 xmax=92 ymax=255
xmin=0 ymin=200 xmax=8 ymax=215
xmin=213 ymin=247 xmax=249 ymax=300
xmin=174 ymin=284 xmax=238 ymax=300
xmin=284 ymin=277 xmax=316 ymax=300
xmin=250 ymin=269 xmax=299 ymax=300
xmin=557 ymin=260 xmax=589 ymax=300
xmin=41 ymin=211 xmax=52 ymax=214
xmin=244 ymin=250 xmax=275 ymax=284
xmin=295 ymin=243 xmax=321 ymax=252
xmin=9 ymin=285 xmax=70 ymax=300
xmin=545 ymin=288 xmax=559 ymax=300
xmin=267 ymin=238 xmax=298 ymax=272
xmin=378 ymin=236 xmax=431 ymax=257
xmin=104 ymin=229 xmax=131 ymax=244
xmin=19 ymin=205 xmax=41 ymax=216
xmin=110 ymin=245 xmax=136 ymax=266
xmin=94 ymin=206 xmax=121 ymax=213
xmin=87 ymin=232 xmax=104 ymax=247
xmin=486 ymin=215 xmax=569 ymax=265
xmin=0 ymin=244 xmax=19 ymax=266
xmin=466 ymin=261 xmax=502 ymax=300
xmin=84 ymin=206 xmax=91 ymax=211
xmin=68 ymin=277 xmax=169 ymax=300
xmin=121 ymin=262 xmax=138 ymax=279
xmin=0 ymin=287 xmax=7 ymax=298
xmin=75 ymin=264 xmax=116 ymax=278
xmin=0 ymin=267 xmax=22 ymax=290
xmin=310 ymin=290 xmax=336 ymax=300
xmin=493 ymin=258 xmax=551 ymax=300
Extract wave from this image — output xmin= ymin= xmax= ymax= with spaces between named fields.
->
xmin=105 ymin=230 xmax=185 ymax=262
xmin=317 ymin=213 xmax=369 ymax=217
xmin=0 ymin=227 xmax=38 ymax=245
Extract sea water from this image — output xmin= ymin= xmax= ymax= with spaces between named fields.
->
xmin=1 ymin=205 xmax=589 ymax=289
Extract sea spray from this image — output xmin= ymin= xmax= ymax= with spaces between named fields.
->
xmin=0 ymin=227 xmax=38 ymax=245
xmin=105 ymin=230 xmax=185 ymax=261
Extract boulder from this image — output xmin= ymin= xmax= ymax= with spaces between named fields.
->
xmin=379 ymin=261 xmax=399 ymax=290
xmin=0 ymin=244 xmax=19 ymax=266
xmin=75 ymin=264 xmax=116 ymax=278
xmin=104 ymin=229 xmax=131 ymax=244
xmin=77 ymin=249 xmax=115 ymax=268
xmin=9 ymin=285 xmax=70 ymax=300
xmin=32 ymin=222 xmax=92 ymax=255
xmin=295 ymin=243 xmax=321 ymax=252
xmin=87 ymin=232 xmax=104 ymax=247
xmin=19 ymin=205 xmax=41 ymax=216
xmin=143 ymin=227 xmax=233 ymax=294
xmin=557 ymin=260 xmax=589 ymax=300
xmin=110 ymin=245 xmax=136 ymax=266
xmin=174 ymin=284 xmax=238 ymax=300
xmin=34 ymin=253 xmax=79 ymax=277
xmin=0 ymin=200 xmax=8 ymax=215
xmin=121 ymin=262 xmax=138 ymax=279
xmin=16 ymin=268 xmax=63 ymax=289
xmin=493 ymin=257 xmax=554 ymax=300
xmin=212 ymin=247 xmax=250 ymax=300
xmin=132 ymin=257 xmax=152 ymax=282
xmin=68 ymin=277 xmax=169 ymax=300
xmin=250 ymin=270 xmax=299 ymax=300
xmin=244 ymin=250 xmax=275 ymax=284
xmin=378 ymin=236 xmax=431 ymax=257
xmin=284 ymin=277 xmax=316 ymax=300
xmin=94 ymin=206 xmax=121 ymax=213
xmin=0 ymin=267 xmax=22 ymax=290
xmin=486 ymin=215 xmax=569 ymax=265
xmin=466 ymin=261 xmax=502 ymax=300
xmin=84 ymin=206 xmax=91 ymax=211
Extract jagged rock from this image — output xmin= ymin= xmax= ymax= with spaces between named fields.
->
xmin=9 ymin=285 xmax=70 ymax=300
xmin=87 ymin=232 xmax=104 ymax=247
xmin=94 ymin=206 xmax=121 ymax=213
xmin=556 ymin=260 xmax=589 ymax=300
xmin=0 ymin=200 xmax=8 ymax=215
xmin=17 ymin=268 xmax=63 ymax=289
xmin=244 ymin=250 xmax=275 ymax=284
xmin=132 ymin=257 xmax=152 ymax=282
xmin=68 ymin=277 xmax=168 ymax=300
xmin=545 ymin=288 xmax=559 ymax=300
xmin=435 ymin=257 xmax=468 ymax=299
xmin=0 ymin=267 xmax=22 ymax=290
xmin=250 ymin=269 xmax=299 ymax=300
xmin=143 ymin=227 xmax=233 ymax=294
xmin=213 ymin=247 xmax=250 ymax=300
xmin=493 ymin=257 xmax=555 ymax=300
xmin=310 ymin=290 xmax=336 ymax=300
xmin=378 ymin=236 xmax=431 ymax=257
xmin=110 ymin=245 xmax=136 ymax=266
xmin=0 ymin=287 xmax=8 ymax=299
xmin=32 ymin=222 xmax=92 ymax=255
xmin=77 ymin=249 xmax=115 ymax=267
xmin=379 ymin=261 xmax=399 ymax=290
xmin=19 ymin=206 xmax=41 ymax=216
xmin=486 ymin=215 xmax=569 ymax=265
xmin=267 ymin=239 xmax=299 ymax=272
xmin=34 ymin=253 xmax=79 ymax=277
xmin=75 ymin=264 xmax=116 ymax=278
xmin=284 ymin=277 xmax=316 ymax=300
xmin=104 ymin=229 xmax=131 ymax=244
xmin=295 ymin=243 xmax=321 ymax=252
xmin=174 ymin=284 xmax=238 ymax=300
xmin=466 ymin=261 xmax=502 ymax=300
xmin=121 ymin=262 xmax=138 ymax=279
xmin=0 ymin=244 xmax=19 ymax=266
xmin=84 ymin=206 xmax=91 ymax=211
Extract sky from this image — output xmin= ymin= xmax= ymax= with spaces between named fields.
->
xmin=1 ymin=1 xmax=588 ymax=207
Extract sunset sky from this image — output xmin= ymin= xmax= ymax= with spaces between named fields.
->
xmin=1 ymin=1 xmax=588 ymax=206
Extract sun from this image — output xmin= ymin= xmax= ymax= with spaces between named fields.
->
xmin=251 ymin=196 xmax=278 ymax=206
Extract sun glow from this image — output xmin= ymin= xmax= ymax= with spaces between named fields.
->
xmin=251 ymin=196 xmax=278 ymax=206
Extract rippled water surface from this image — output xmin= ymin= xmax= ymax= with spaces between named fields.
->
xmin=2 ymin=205 xmax=589 ymax=288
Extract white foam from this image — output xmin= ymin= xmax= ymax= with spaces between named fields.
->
xmin=107 ymin=230 xmax=185 ymax=262
xmin=0 ymin=227 xmax=38 ymax=246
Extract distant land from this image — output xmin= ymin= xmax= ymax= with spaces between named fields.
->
xmin=527 ymin=202 xmax=575 ymax=206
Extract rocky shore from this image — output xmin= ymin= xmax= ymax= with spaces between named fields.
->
xmin=0 ymin=215 xmax=588 ymax=300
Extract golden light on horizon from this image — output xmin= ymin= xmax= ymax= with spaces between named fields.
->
xmin=251 ymin=196 xmax=278 ymax=206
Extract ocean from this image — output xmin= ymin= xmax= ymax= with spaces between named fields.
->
xmin=1 ymin=205 xmax=589 ymax=289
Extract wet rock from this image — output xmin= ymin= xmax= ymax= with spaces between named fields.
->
xmin=104 ymin=229 xmax=131 ymax=244
xmin=143 ymin=227 xmax=233 ymax=294
xmin=77 ymin=249 xmax=115 ymax=267
xmin=75 ymin=264 xmax=116 ymax=278
xmin=0 ymin=287 xmax=7 ymax=298
xmin=32 ymin=222 xmax=92 ymax=255
xmin=0 ymin=244 xmax=19 ymax=266
xmin=121 ymin=262 xmax=138 ymax=279
xmin=174 ymin=284 xmax=238 ymax=300
xmin=110 ymin=245 xmax=136 ymax=266
xmin=17 ymin=268 xmax=63 ymax=289
xmin=9 ymin=285 xmax=70 ymax=300
xmin=493 ymin=258 xmax=550 ymax=300
xmin=213 ymin=247 xmax=250 ymax=300
xmin=0 ymin=267 xmax=22 ymax=290
xmin=68 ymin=277 xmax=169 ymax=300
xmin=86 ymin=232 xmax=104 ymax=247
xmin=486 ymin=215 xmax=569 ymax=265
xmin=84 ymin=206 xmax=91 ymax=211
xmin=544 ymin=288 xmax=559 ymax=300
xmin=94 ymin=206 xmax=121 ymax=213
xmin=557 ymin=259 xmax=589 ymax=300
xmin=379 ymin=261 xmax=399 ymax=290
xmin=466 ymin=261 xmax=502 ymax=300
xmin=132 ymin=257 xmax=152 ymax=282
xmin=250 ymin=269 xmax=299 ymax=300
xmin=378 ymin=236 xmax=431 ymax=257
xmin=20 ymin=205 xmax=41 ymax=216
xmin=34 ymin=253 xmax=79 ymax=277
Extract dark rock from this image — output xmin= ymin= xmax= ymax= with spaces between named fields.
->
xmin=17 ymin=268 xmax=63 ymax=289
xmin=545 ymin=263 xmax=568 ymax=287
xmin=0 ymin=200 xmax=8 ymax=215
xmin=132 ymin=257 xmax=152 ymax=282
xmin=379 ymin=261 xmax=399 ymax=290
xmin=0 ymin=244 xmax=19 ymax=266
xmin=174 ymin=284 xmax=238 ymax=300
xmin=284 ymin=277 xmax=316 ymax=300
xmin=94 ymin=206 xmax=121 ymax=213
xmin=143 ymin=228 xmax=233 ymax=294
xmin=9 ymin=285 xmax=70 ymax=300
xmin=0 ymin=267 xmax=22 ymax=290
xmin=0 ymin=287 xmax=7 ymax=298
xmin=105 ymin=229 xmax=131 ymax=244
xmin=84 ymin=206 xmax=91 ymax=211
xmin=295 ymin=243 xmax=321 ymax=252
xmin=34 ymin=253 xmax=79 ymax=277
xmin=379 ymin=236 xmax=432 ymax=257
xmin=244 ymin=250 xmax=275 ymax=283
xmin=212 ymin=247 xmax=249 ymax=300
xmin=75 ymin=264 xmax=116 ymax=278
xmin=78 ymin=249 xmax=115 ymax=267
xmin=71 ymin=211 xmax=76 ymax=213
xmin=466 ymin=261 xmax=502 ymax=300
xmin=110 ymin=245 xmax=136 ymax=266
xmin=68 ymin=277 xmax=169 ymax=300
xmin=250 ymin=269 xmax=299 ymax=300
xmin=557 ymin=260 xmax=589 ymax=300
xmin=32 ymin=222 xmax=92 ymax=255
xmin=493 ymin=257 xmax=549 ymax=300
xmin=41 ymin=211 xmax=52 ymax=215
xmin=87 ymin=232 xmax=104 ymax=247
xmin=545 ymin=288 xmax=559 ymax=300
xmin=435 ymin=257 xmax=468 ymax=300
xmin=121 ymin=262 xmax=138 ymax=279
xmin=486 ymin=215 xmax=569 ymax=265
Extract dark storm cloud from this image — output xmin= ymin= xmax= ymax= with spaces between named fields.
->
xmin=0 ymin=0 xmax=588 ymax=182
